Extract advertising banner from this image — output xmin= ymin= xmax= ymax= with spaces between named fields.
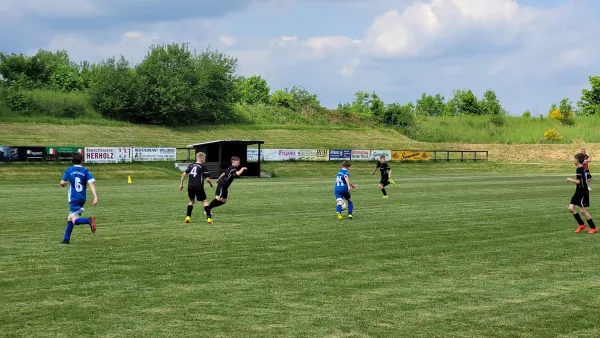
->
xmin=277 ymin=149 xmax=298 ymax=161
xmin=0 ymin=146 xmax=45 ymax=162
xmin=133 ymin=148 xmax=176 ymax=161
xmin=261 ymin=149 xmax=280 ymax=161
xmin=351 ymin=150 xmax=372 ymax=161
xmin=370 ymin=150 xmax=391 ymax=161
xmin=296 ymin=149 xmax=329 ymax=161
xmin=46 ymin=146 xmax=84 ymax=161
xmin=85 ymin=147 xmax=133 ymax=163
xmin=0 ymin=146 xmax=18 ymax=162
xmin=391 ymin=151 xmax=431 ymax=161
xmin=247 ymin=149 xmax=260 ymax=162
xmin=328 ymin=149 xmax=352 ymax=161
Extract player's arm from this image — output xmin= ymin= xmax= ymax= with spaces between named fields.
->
xmin=89 ymin=182 xmax=98 ymax=206
xmin=388 ymin=168 xmax=392 ymax=179
xmin=60 ymin=171 xmax=68 ymax=187
xmin=586 ymin=156 xmax=592 ymax=163
xmin=344 ymin=175 xmax=356 ymax=189
xmin=216 ymin=172 xmax=225 ymax=182
xmin=205 ymin=172 xmax=213 ymax=187
xmin=567 ymin=178 xmax=580 ymax=184
xmin=235 ymin=167 xmax=247 ymax=176
xmin=371 ymin=166 xmax=378 ymax=175
xmin=179 ymin=172 xmax=187 ymax=190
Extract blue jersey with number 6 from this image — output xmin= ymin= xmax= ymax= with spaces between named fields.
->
xmin=62 ymin=165 xmax=95 ymax=204
xmin=334 ymin=168 xmax=350 ymax=193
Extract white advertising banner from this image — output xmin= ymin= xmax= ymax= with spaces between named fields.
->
xmin=85 ymin=147 xmax=133 ymax=163
xmin=351 ymin=150 xmax=372 ymax=161
xmin=133 ymin=148 xmax=176 ymax=161
xmin=370 ymin=150 xmax=392 ymax=161
xmin=261 ymin=149 xmax=280 ymax=161
xmin=296 ymin=149 xmax=329 ymax=161
xmin=247 ymin=149 xmax=259 ymax=162
xmin=277 ymin=149 xmax=298 ymax=161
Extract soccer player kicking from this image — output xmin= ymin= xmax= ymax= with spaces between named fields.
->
xmin=371 ymin=155 xmax=395 ymax=198
xmin=581 ymin=148 xmax=592 ymax=190
xmin=59 ymin=152 xmax=98 ymax=244
xmin=335 ymin=161 xmax=356 ymax=220
xmin=567 ymin=153 xmax=597 ymax=234
xmin=179 ymin=152 xmax=213 ymax=223
xmin=204 ymin=156 xmax=247 ymax=224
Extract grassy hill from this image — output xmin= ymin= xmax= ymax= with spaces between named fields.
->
xmin=1 ymin=121 xmax=598 ymax=162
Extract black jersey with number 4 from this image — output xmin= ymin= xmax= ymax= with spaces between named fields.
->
xmin=220 ymin=165 xmax=239 ymax=189
xmin=376 ymin=162 xmax=390 ymax=178
xmin=185 ymin=163 xmax=209 ymax=189
xmin=576 ymin=165 xmax=589 ymax=192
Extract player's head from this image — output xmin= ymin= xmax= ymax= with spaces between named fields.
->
xmin=71 ymin=152 xmax=83 ymax=165
xmin=231 ymin=156 xmax=240 ymax=166
xmin=196 ymin=152 xmax=206 ymax=164
xmin=575 ymin=153 xmax=586 ymax=165
xmin=379 ymin=155 xmax=386 ymax=163
xmin=342 ymin=160 xmax=351 ymax=169
xmin=581 ymin=148 xmax=587 ymax=154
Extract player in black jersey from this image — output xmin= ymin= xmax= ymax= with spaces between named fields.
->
xmin=205 ymin=156 xmax=247 ymax=224
xmin=371 ymin=155 xmax=395 ymax=198
xmin=179 ymin=152 xmax=213 ymax=223
xmin=568 ymin=153 xmax=597 ymax=234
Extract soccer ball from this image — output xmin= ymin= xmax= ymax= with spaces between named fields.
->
xmin=341 ymin=202 xmax=347 ymax=210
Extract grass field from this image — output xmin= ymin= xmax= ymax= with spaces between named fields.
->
xmin=2 ymin=162 xmax=600 ymax=337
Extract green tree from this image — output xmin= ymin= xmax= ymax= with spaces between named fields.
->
xmin=236 ymin=75 xmax=270 ymax=105
xmin=415 ymin=93 xmax=445 ymax=116
xmin=479 ymin=89 xmax=506 ymax=115
xmin=88 ymin=55 xmax=138 ymax=121
xmin=270 ymin=89 xmax=295 ymax=109
xmin=444 ymin=89 xmax=480 ymax=116
xmin=578 ymin=76 xmax=600 ymax=116
xmin=558 ymin=97 xmax=575 ymax=125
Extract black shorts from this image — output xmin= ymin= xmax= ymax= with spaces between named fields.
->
xmin=380 ymin=177 xmax=390 ymax=186
xmin=571 ymin=192 xmax=590 ymax=208
xmin=215 ymin=184 xmax=228 ymax=199
xmin=188 ymin=188 xmax=207 ymax=202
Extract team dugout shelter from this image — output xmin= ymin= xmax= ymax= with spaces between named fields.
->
xmin=186 ymin=140 xmax=264 ymax=178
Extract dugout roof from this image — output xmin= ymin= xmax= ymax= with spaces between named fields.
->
xmin=187 ymin=140 xmax=264 ymax=148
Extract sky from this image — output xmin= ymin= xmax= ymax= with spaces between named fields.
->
xmin=1 ymin=0 xmax=599 ymax=115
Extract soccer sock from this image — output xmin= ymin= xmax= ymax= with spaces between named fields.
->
xmin=74 ymin=218 xmax=90 ymax=225
xmin=588 ymin=219 xmax=596 ymax=229
xmin=204 ymin=205 xmax=211 ymax=218
xmin=63 ymin=221 xmax=73 ymax=241
xmin=381 ymin=188 xmax=387 ymax=196
xmin=573 ymin=213 xmax=585 ymax=225
xmin=187 ymin=205 xmax=193 ymax=217
xmin=208 ymin=199 xmax=225 ymax=209
xmin=336 ymin=204 xmax=342 ymax=213
xmin=348 ymin=201 xmax=354 ymax=214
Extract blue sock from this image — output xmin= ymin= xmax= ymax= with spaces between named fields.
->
xmin=336 ymin=204 xmax=342 ymax=213
xmin=64 ymin=221 xmax=73 ymax=241
xmin=348 ymin=201 xmax=354 ymax=214
xmin=74 ymin=218 xmax=90 ymax=225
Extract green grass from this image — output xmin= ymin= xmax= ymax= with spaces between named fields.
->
xmin=2 ymin=162 xmax=600 ymax=337
xmin=410 ymin=115 xmax=600 ymax=144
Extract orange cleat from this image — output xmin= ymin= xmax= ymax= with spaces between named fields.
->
xmin=90 ymin=216 xmax=97 ymax=233
xmin=588 ymin=228 xmax=598 ymax=234
xmin=575 ymin=225 xmax=587 ymax=233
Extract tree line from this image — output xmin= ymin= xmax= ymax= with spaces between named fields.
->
xmin=0 ymin=42 xmax=599 ymax=127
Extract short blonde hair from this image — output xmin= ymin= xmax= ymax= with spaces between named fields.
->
xmin=196 ymin=152 xmax=206 ymax=162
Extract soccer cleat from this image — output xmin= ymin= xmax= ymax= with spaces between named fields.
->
xmin=90 ymin=216 xmax=96 ymax=233
xmin=207 ymin=218 xmax=213 ymax=225
xmin=589 ymin=187 xmax=592 ymax=191
xmin=337 ymin=212 xmax=343 ymax=221
xmin=382 ymin=195 xmax=389 ymax=199
xmin=60 ymin=240 xmax=70 ymax=244
xmin=389 ymin=179 xmax=396 ymax=185
xmin=348 ymin=214 xmax=353 ymax=219
xmin=575 ymin=225 xmax=587 ymax=233
xmin=185 ymin=216 xmax=191 ymax=223
xmin=589 ymin=228 xmax=598 ymax=234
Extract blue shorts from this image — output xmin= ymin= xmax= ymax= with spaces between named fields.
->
xmin=334 ymin=191 xmax=351 ymax=201
xmin=69 ymin=201 xmax=85 ymax=218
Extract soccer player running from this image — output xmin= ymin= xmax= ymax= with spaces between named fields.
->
xmin=567 ymin=153 xmax=597 ymax=234
xmin=335 ymin=160 xmax=356 ymax=221
xmin=204 ymin=156 xmax=247 ymax=224
xmin=59 ymin=152 xmax=98 ymax=244
xmin=581 ymin=148 xmax=592 ymax=190
xmin=179 ymin=152 xmax=213 ymax=223
xmin=371 ymin=155 xmax=395 ymax=198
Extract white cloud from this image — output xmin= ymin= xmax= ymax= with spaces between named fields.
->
xmin=219 ymin=35 xmax=236 ymax=46
xmin=0 ymin=0 xmax=98 ymax=18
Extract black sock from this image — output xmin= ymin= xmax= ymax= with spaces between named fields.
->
xmin=574 ymin=213 xmax=585 ymax=225
xmin=186 ymin=205 xmax=193 ymax=217
xmin=588 ymin=218 xmax=596 ymax=229
xmin=204 ymin=205 xmax=211 ymax=218
xmin=381 ymin=188 xmax=387 ymax=196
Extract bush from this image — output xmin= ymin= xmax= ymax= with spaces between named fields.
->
xmin=490 ymin=115 xmax=505 ymax=127
xmin=543 ymin=128 xmax=563 ymax=141
xmin=522 ymin=110 xmax=531 ymax=118
xmin=7 ymin=89 xmax=93 ymax=118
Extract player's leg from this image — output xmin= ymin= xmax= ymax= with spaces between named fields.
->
xmin=581 ymin=196 xmax=596 ymax=233
xmin=380 ymin=179 xmax=389 ymax=198
xmin=570 ymin=194 xmax=587 ymax=232
xmin=72 ymin=202 xmax=95 ymax=232
xmin=206 ymin=186 xmax=227 ymax=223
xmin=62 ymin=214 xmax=74 ymax=244
xmin=346 ymin=193 xmax=354 ymax=219
xmin=186 ymin=190 xmax=195 ymax=223
xmin=335 ymin=193 xmax=344 ymax=220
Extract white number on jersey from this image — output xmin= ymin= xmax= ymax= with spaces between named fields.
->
xmin=75 ymin=177 xmax=83 ymax=192
xmin=189 ymin=166 xmax=198 ymax=177
xmin=336 ymin=175 xmax=345 ymax=186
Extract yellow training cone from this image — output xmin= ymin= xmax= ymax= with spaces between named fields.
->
xmin=127 ymin=176 xmax=132 ymax=184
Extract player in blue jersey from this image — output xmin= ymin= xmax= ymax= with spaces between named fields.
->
xmin=59 ymin=152 xmax=98 ymax=244
xmin=334 ymin=161 xmax=356 ymax=220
